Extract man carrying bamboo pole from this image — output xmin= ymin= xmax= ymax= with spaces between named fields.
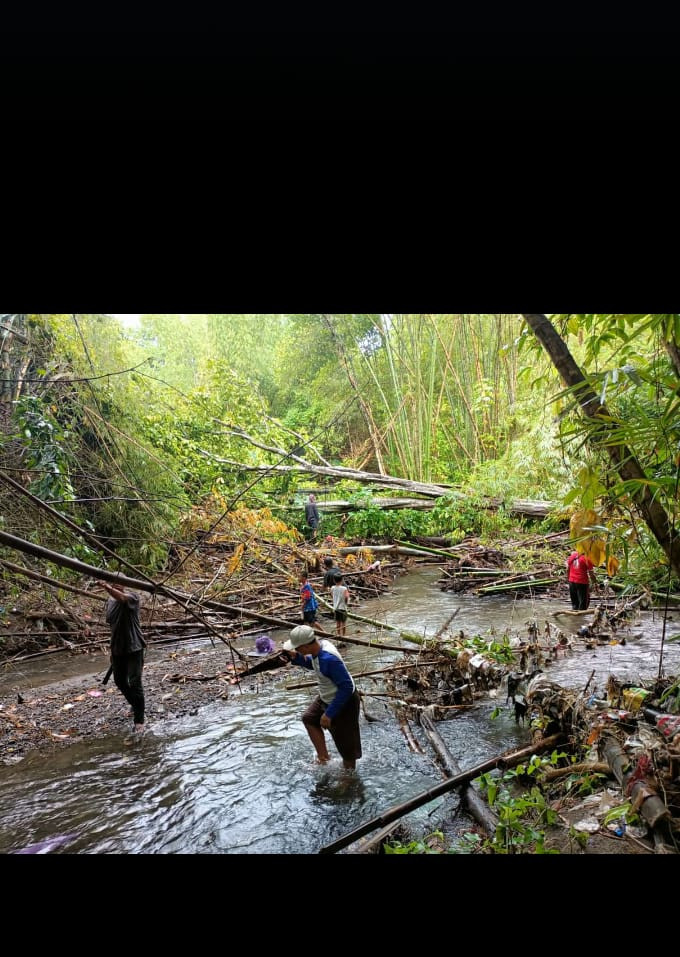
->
xmin=102 ymin=581 xmax=147 ymax=738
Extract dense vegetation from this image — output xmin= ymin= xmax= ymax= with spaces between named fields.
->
xmin=1 ymin=314 xmax=678 ymax=596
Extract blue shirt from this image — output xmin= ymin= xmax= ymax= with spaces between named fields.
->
xmin=293 ymin=642 xmax=355 ymax=719
xmin=300 ymin=582 xmax=318 ymax=613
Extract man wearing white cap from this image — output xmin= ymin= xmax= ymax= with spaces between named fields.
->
xmin=283 ymin=624 xmax=362 ymax=770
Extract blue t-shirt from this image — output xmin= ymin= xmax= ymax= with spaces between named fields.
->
xmin=293 ymin=642 xmax=354 ymax=719
xmin=300 ymin=582 xmax=318 ymax=613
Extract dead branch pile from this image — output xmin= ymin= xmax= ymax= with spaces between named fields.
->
xmin=522 ymin=671 xmax=680 ymax=851
xmin=439 ymin=540 xmax=564 ymax=597
xmin=0 ymin=531 xmax=399 ymax=663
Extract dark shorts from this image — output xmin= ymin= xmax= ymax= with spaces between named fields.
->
xmin=334 ymin=610 xmax=348 ymax=622
xmin=302 ymin=691 xmax=362 ymax=762
xmin=303 ymin=610 xmax=317 ymax=623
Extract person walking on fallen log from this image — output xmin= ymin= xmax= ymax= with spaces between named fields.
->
xmin=304 ymin=493 xmax=321 ymax=541
xmin=330 ymin=572 xmax=350 ymax=639
xmin=102 ymin=581 xmax=147 ymax=738
xmin=282 ymin=624 xmax=362 ymax=770
xmin=300 ymin=571 xmax=319 ymax=627
xmin=566 ymin=550 xmax=597 ymax=610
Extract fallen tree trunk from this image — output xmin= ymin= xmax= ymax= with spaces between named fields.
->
xmin=0 ymin=530 xmax=299 ymax=642
xmin=419 ymin=711 xmax=498 ymax=836
xmin=204 ymin=431 xmax=556 ymax=518
xmin=276 ymin=497 xmax=438 ymax=512
xmin=318 ymin=732 xmax=566 ymax=854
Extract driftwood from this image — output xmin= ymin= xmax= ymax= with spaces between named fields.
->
xmin=341 ymin=821 xmax=404 ymax=855
xmin=398 ymin=715 xmax=424 ymax=753
xmin=285 ymin=661 xmax=436 ymax=692
xmin=541 ymin=762 xmax=611 ymax=781
xmin=319 ymin=733 xmax=566 ymax=854
xmin=233 ymin=652 xmax=293 ymax=680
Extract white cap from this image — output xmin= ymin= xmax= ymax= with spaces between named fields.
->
xmin=283 ymin=624 xmax=316 ymax=651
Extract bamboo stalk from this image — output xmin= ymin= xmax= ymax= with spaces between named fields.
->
xmin=393 ymin=540 xmax=461 ymax=559
xmin=420 ymin=711 xmax=498 ymax=836
xmin=477 ymin=577 xmax=561 ymax=594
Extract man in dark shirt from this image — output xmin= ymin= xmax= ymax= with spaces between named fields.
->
xmin=323 ymin=556 xmax=340 ymax=590
xmin=102 ymin=581 xmax=146 ymax=735
xmin=304 ymin=493 xmax=320 ymax=540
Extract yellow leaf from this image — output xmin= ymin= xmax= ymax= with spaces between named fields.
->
xmin=570 ymin=509 xmax=605 ymax=566
xmin=226 ymin=543 xmax=244 ymax=575
xmin=607 ymin=555 xmax=620 ymax=576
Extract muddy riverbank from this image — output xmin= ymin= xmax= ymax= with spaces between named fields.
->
xmin=0 ymin=639 xmax=296 ymax=765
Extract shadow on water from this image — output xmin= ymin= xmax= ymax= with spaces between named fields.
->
xmin=1 ymin=566 xmax=678 ymax=853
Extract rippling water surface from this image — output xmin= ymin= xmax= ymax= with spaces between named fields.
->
xmin=1 ymin=567 xmax=678 ymax=853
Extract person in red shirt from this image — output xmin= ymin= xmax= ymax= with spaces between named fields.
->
xmin=566 ymin=550 xmax=597 ymax=610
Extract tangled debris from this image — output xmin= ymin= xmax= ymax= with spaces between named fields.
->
xmin=356 ymin=600 xmax=680 ymax=853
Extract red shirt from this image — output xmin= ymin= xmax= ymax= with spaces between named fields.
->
xmin=566 ymin=551 xmax=594 ymax=584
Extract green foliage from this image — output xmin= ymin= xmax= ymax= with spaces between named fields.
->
xmin=460 ymin=632 xmax=516 ymax=665
xmin=564 ymin=770 xmax=607 ymax=796
xmin=383 ymin=830 xmax=445 ymax=854
xmin=475 ymin=754 xmax=566 ymax=854
xmin=429 ymin=491 xmax=521 ymax=543
xmin=568 ymin=826 xmax=590 ymax=850
xmin=11 ymin=393 xmax=76 ymax=503
xmin=601 ymin=802 xmax=641 ymax=828
xmin=5 ymin=313 xmax=677 ymax=594
xmin=448 ymin=832 xmax=483 ymax=854
xmin=338 ymin=505 xmax=441 ymax=541
xmin=522 ymin=314 xmax=680 ymax=582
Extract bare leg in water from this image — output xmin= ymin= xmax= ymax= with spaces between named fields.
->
xmin=304 ymin=722 xmax=330 ymax=764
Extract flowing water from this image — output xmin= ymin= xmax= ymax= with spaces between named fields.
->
xmin=1 ymin=567 xmax=678 ymax=854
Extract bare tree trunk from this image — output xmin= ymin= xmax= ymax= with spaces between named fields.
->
xmin=321 ymin=314 xmax=386 ymax=473
xmin=522 ymin=314 xmax=680 ymax=579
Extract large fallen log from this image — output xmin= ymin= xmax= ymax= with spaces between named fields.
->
xmin=203 ymin=429 xmax=556 ymax=518
xmin=275 ymin=497 xmax=438 ymax=512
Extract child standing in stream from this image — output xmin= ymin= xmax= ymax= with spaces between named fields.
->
xmin=330 ymin=572 xmax=350 ymax=638
xmin=300 ymin=571 xmax=319 ymax=627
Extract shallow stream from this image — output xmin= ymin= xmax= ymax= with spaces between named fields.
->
xmin=1 ymin=567 xmax=678 ymax=854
